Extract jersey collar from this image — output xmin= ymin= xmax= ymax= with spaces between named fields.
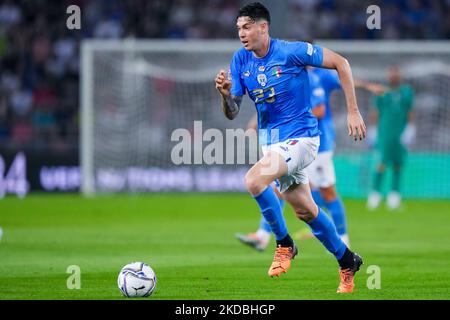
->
xmin=252 ymin=38 xmax=274 ymax=60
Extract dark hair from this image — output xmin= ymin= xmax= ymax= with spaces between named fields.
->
xmin=237 ymin=2 xmax=270 ymax=25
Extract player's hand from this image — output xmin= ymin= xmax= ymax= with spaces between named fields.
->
xmin=215 ymin=69 xmax=232 ymax=97
xmin=347 ymin=109 xmax=366 ymax=141
xmin=366 ymin=83 xmax=387 ymax=96
xmin=401 ymin=123 xmax=416 ymax=148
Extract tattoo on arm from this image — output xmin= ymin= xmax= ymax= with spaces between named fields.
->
xmin=221 ymin=95 xmax=242 ymax=120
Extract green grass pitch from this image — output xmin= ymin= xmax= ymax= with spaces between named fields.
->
xmin=0 ymin=193 xmax=449 ymax=300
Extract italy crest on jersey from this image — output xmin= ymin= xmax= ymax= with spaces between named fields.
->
xmin=257 ymin=74 xmax=267 ymax=87
xmin=272 ymin=66 xmax=282 ymax=78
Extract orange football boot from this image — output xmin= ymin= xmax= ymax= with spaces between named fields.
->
xmin=337 ymin=252 xmax=363 ymax=293
xmin=268 ymin=244 xmax=298 ymax=277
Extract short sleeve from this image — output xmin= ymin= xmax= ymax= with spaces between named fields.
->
xmin=229 ymin=51 xmax=245 ymax=97
xmin=288 ymin=41 xmax=323 ymax=67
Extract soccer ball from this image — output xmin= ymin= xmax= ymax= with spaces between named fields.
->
xmin=117 ymin=262 xmax=157 ymax=297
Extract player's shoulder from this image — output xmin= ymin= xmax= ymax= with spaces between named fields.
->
xmin=231 ymin=46 xmax=250 ymax=65
xmin=275 ymin=38 xmax=310 ymax=51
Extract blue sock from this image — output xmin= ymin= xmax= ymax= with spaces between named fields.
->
xmin=253 ymin=187 xmax=288 ymax=241
xmin=307 ymin=207 xmax=347 ymax=260
xmin=311 ymin=189 xmax=325 ymax=208
xmin=259 ymin=197 xmax=286 ymax=233
xmin=325 ymin=198 xmax=347 ymax=236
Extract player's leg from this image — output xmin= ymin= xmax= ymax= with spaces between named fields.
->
xmin=387 ymin=146 xmax=405 ymax=210
xmin=315 ymin=151 xmax=349 ymax=246
xmin=305 ymin=155 xmax=325 ymax=207
xmin=311 ymin=188 xmax=325 ymax=208
xmin=244 ymin=151 xmax=298 ymax=277
xmin=387 ymin=163 xmax=402 ymax=210
xmin=367 ymin=162 xmax=385 ymax=210
xmin=245 ymin=150 xmax=298 ymax=277
xmin=254 ymin=193 xmax=286 ymax=248
xmin=320 ymin=185 xmax=349 ymax=247
xmin=298 ymin=152 xmax=349 ymax=243
xmin=235 ymin=188 xmax=285 ymax=251
xmin=283 ymin=182 xmax=363 ymax=293
xmin=247 ymin=138 xmax=325 ymax=277
xmin=244 ymin=151 xmax=292 ymax=245
xmin=294 ymin=158 xmax=321 ymax=240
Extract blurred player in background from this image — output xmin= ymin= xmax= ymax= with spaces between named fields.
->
xmin=367 ymin=66 xmax=415 ymax=210
xmin=237 ymin=63 xmax=385 ymax=250
xmin=215 ymin=2 xmax=366 ymax=293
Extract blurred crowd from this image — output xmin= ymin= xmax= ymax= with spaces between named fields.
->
xmin=288 ymin=0 xmax=450 ymax=39
xmin=0 ymin=0 xmax=449 ymax=152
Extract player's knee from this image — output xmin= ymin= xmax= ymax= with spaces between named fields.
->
xmin=295 ymin=209 xmax=315 ymax=222
xmin=293 ymin=202 xmax=316 ymax=222
xmin=244 ymin=173 xmax=265 ymax=196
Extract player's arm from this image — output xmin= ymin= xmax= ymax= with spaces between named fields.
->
xmin=215 ymin=69 xmax=242 ymax=120
xmin=354 ymin=79 xmax=386 ymax=95
xmin=246 ymin=113 xmax=258 ymax=131
xmin=321 ymin=48 xmax=366 ymax=140
xmin=320 ymin=69 xmax=384 ymax=96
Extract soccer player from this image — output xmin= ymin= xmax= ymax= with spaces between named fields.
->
xmin=235 ymin=69 xmax=327 ymax=250
xmin=367 ymin=66 xmax=415 ymax=210
xmin=236 ymin=62 xmax=385 ymax=250
xmin=215 ymin=2 xmax=365 ymax=293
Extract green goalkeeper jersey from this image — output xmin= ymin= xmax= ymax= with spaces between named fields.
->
xmin=373 ymin=84 xmax=414 ymax=147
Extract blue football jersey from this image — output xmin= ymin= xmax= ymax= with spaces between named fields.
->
xmin=310 ymin=67 xmax=341 ymax=152
xmin=230 ymin=39 xmax=323 ymax=145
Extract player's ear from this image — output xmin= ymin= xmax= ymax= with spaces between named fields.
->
xmin=260 ymin=21 xmax=268 ymax=34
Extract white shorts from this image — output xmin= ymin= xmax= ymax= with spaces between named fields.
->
xmin=261 ymin=136 xmax=320 ymax=193
xmin=306 ymin=151 xmax=336 ymax=188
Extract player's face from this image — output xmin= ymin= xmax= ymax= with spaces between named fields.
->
xmin=236 ymin=17 xmax=265 ymax=51
xmin=389 ymin=67 xmax=401 ymax=86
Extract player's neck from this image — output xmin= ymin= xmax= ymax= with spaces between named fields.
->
xmin=253 ymin=36 xmax=271 ymax=58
